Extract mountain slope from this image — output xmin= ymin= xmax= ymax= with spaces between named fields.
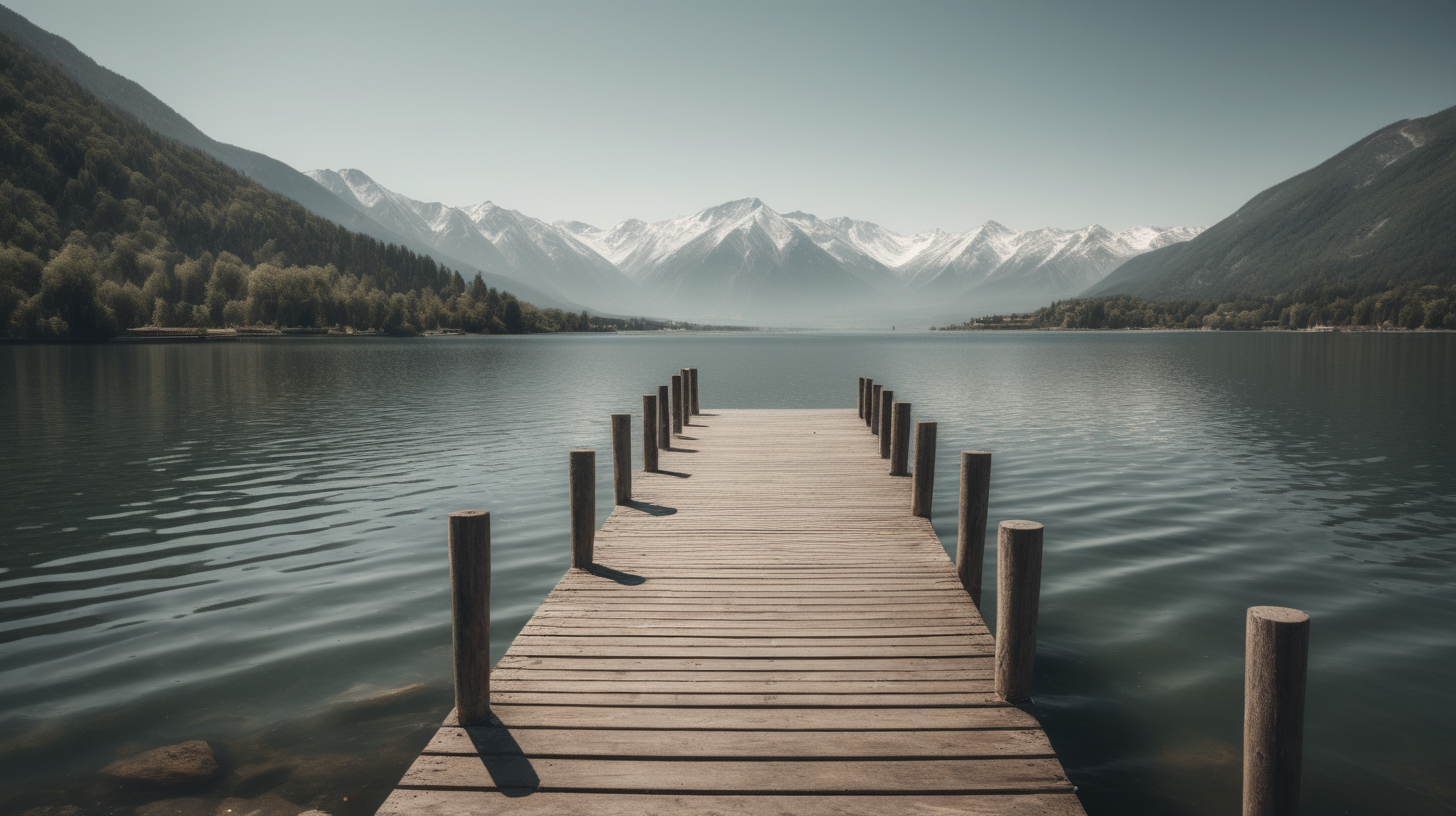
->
xmin=309 ymin=169 xmax=643 ymax=313
xmin=0 ymin=3 xmax=576 ymax=309
xmin=0 ymin=28 xmax=594 ymax=337
xmin=1089 ymin=105 xmax=1456 ymax=300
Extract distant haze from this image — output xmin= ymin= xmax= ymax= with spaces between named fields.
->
xmin=7 ymin=0 xmax=1454 ymax=234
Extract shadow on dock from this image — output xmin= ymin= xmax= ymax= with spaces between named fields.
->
xmin=584 ymin=564 xmax=646 ymax=586
xmin=624 ymin=500 xmax=677 ymax=516
xmin=466 ymin=725 xmax=539 ymax=797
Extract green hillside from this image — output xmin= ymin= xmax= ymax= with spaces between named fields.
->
xmin=1090 ymin=105 xmax=1456 ymax=301
xmin=0 ymin=32 xmax=585 ymax=338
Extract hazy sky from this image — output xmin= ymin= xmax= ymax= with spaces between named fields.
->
xmin=9 ymin=1 xmax=1455 ymax=234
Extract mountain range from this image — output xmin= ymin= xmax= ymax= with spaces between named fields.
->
xmin=310 ymin=168 xmax=1203 ymax=323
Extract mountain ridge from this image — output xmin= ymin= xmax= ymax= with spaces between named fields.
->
xmin=1088 ymin=105 xmax=1456 ymax=300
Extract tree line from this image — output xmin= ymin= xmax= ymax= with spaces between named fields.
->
xmin=935 ymin=281 xmax=1456 ymax=331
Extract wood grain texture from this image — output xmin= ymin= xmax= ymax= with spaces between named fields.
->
xmin=397 ymin=409 xmax=1084 ymax=815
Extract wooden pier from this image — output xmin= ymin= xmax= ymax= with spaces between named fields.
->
xmin=379 ymin=398 xmax=1085 ymax=814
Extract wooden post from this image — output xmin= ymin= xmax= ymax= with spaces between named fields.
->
xmin=858 ymin=376 xmax=866 ymax=418
xmin=690 ymin=368 xmax=700 ymax=415
xmin=680 ymin=368 xmax=692 ymax=425
xmin=670 ymin=374 xmax=683 ymax=434
xmin=995 ymin=520 xmax=1043 ymax=704
xmin=641 ymin=395 xmax=659 ymax=472
xmin=956 ymin=451 xmax=992 ymax=607
xmin=863 ymin=378 xmax=874 ymax=427
xmin=611 ymin=414 xmax=631 ymax=505
xmin=889 ymin=402 xmax=911 ymax=475
xmin=911 ymin=421 xmax=936 ymax=517
xmin=870 ymin=384 xmax=883 ymax=435
xmin=657 ymin=385 xmax=670 ymax=450
xmin=878 ymin=389 xmax=894 ymax=458
xmin=1243 ymin=606 xmax=1311 ymax=816
xmin=448 ymin=509 xmax=491 ymax=726
xmin=569 ymin=449 xmax=594 ymax=567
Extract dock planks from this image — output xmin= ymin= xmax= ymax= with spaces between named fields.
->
xmin=379 ymin=409 xmax=1084 ymax=815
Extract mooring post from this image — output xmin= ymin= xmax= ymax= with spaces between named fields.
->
xmin=657 ymin=385 xmax=670 ymax=449
xmin=858 ymin=376 xmax=866 ymax=418
xmin=448 ymin=509 xmax=491 ymax=726
xmin=864 ymin=378 xmax=874 ymax=427
xmin=642 ymin=395 xmax=659 ymax=472
xmin=1243 ymin=606 xmax=1311 ymax=816
xmin=670 ymin=374 xmax=684 ymax=435
xmin=679 ymin=368 xmax=692 ymax=425
xmin=878 ymin=389 xmax=894 ymax=458
xmin=871 ymin=384 xmax=883 ymax=435
xmin=569 ymin=449 xmax=594 ymax=567
xmin=912 ymin=421 xmax=937 ymax=517
xmin=957 ymin=451 xmax=992 ymax=607
xmin=690 ymin=368 xmax=700 ymax=415
xmin=889 ymin=402 xmax=912 ymax=475
xmin=611 ymin=414 xmax=631 ymax=504
xmin=995 ymin=520 xmax=1043 ymax=703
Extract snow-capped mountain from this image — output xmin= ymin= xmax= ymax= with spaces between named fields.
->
xmin=563 ymin=199 xmax=875 ymax=319
xmin=308 ymin=169 xmax=642 ymax=313
xmin=559 ymin=201 xmax=1203 ymax=321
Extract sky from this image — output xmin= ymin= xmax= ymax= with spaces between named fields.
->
xmin=7 ymin=0 xmax=1455 ymax=234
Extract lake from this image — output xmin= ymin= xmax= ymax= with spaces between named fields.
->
xmin=2 ymin=332 xmax=1453 ymax=815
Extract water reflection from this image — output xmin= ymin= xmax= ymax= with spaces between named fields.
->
xmin=1 ymin=332 xmax=1452 ymax=815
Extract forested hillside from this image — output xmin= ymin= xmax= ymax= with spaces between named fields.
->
xmin=1089 ymin=105 xmax=1456 ymax=301
xmin=0 ymin=32 xmax=586 ymax=338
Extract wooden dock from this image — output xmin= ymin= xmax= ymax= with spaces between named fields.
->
xmin=379 ymin=406 xmax=1085 ymax=815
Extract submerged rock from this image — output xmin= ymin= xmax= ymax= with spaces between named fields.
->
xmin=21 ymin=806 xmax=82 ymax=816
xmin=100 ymin=740 xmax=218 ymax=787
xmin=135 ymin=798 xmax=217 ymax=816
xmin=213 ymin=793 xmax=309 ymax=816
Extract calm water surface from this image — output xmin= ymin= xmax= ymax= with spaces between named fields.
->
xmin=1 ymin=333 xmax=1453 ymax=815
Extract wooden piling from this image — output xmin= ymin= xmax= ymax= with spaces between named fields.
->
xmin=864 ymin=378 xmax=874 ymax=427
xmin=671 ymin=375 xmax=684 ymax=434
xmin=657 ymin=385 xmax=670 ymax=449
xmin=912 ymin=421 xmax=937 ymax=518
xmin=1243 ymin=606 xmax=1311 ymax=816
xmin=679 ymin=368 xmax=691 ymax=425
xmin=569 ymin=449 xmax=594 ymax=568
xmin=690 ymin=368 xmax=700 ymax=415
xmin=957 ymin=451 xmax=992 ymax=607
xmin=611 ymin=414 xmax=631 ymax=505
xmin=447 ymin=509 xmax=491 ymax=726
xmin=641 ymin=395 xmax=659 ymax=472
xmin=870 ymin=384 xmax=883 ymax=435
xmin=857 ymin=376 xmax=866 ymax=417
xmin=995 ymin=520 xmax=1043 ymax=704
xmin=878 ymin=389 xmax=894 ymax=458
xmin=889 ymin=401 xmax=911 ymax=476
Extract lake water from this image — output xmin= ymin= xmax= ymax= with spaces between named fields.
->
xmin=1 ymin=332 xmax=1453 ymax=816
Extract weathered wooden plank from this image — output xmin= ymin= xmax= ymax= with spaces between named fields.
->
xmin=465 ymin=705 xmax=1038 ymax=730
xmin=422 ymin=727 xmax=1054 ymax=758
xmin=494 ymin=655 xmax=993 ymax=672
xmin=378 ymin=789 xmax=1090 ymax=816
xmin=397 ymin=755 xmax=1073 ymax=792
